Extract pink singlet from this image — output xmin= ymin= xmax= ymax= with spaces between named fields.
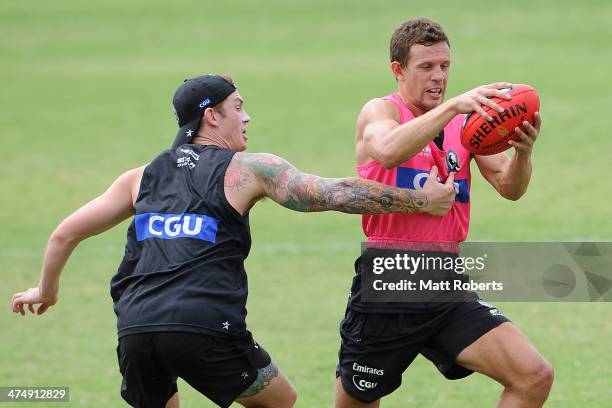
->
xmin=358 ymin=93 xmax=472 ymax=244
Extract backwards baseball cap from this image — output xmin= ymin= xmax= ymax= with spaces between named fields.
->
xmin=171 ymin=74 xmax=237 ymax=148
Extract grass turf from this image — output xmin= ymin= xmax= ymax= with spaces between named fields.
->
xmin=1 ymin=0 xmax=611 ymax=406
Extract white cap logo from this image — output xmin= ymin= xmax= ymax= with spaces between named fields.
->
xmin=198 ymin=98 xmax=211 ymax=109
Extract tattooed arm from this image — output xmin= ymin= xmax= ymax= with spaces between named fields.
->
xmin=224 ymin=152 xmax=455 ymax=215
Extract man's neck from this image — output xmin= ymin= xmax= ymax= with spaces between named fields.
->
xmin=396 ymin=88 xmax=428 ymax=117
xmin=192 ymin=130 xmax=229 ymax=149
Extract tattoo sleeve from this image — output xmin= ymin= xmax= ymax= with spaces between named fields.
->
xmin=243 ymin=153 xmax=427 ymax=214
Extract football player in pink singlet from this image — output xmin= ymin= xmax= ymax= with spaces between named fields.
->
xmin=335 ymin=18 xmax=552 ymax=408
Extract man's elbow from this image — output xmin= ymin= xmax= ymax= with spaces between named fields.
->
xmin=379 ymin=157 xmax=401 ymax=169
xmin=503 ymin=193 xmax=523 ymax=201
xmin=370 ymin=146 xmax=401 ymax=169
xmin=499 ymin=185 xmax=526 ymax=201
xmin=49 ymin=225 xmax=80 ymax=247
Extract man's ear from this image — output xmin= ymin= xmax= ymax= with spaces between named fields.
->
xmin=202 ymin=108 xmax=218 ymax=127
xmin=390 ymin=61 xmax=405 ymax=81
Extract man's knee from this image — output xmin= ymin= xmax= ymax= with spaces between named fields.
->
xmin=242 ymin=384 xmax=297 ymax=408
xmin=265 ymin=384 xmax=298 ymax=408
xmin=529 ymin=360 xmax=554 ymax=399
xmin=165 ymin=392 xmax=179 ymax=408
xmin=510 ymin=359 xmax=554 ymax=402
xmin=284 ymin=384 xmax=298 ymax=407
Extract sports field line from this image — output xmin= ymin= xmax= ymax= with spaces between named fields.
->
xmin=0 ymin=242 xmax=360 ymax=258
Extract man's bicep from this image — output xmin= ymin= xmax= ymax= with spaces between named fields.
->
xmin=358 ymin=99 xmax=401 ymax=164
xmin=242 ymin=153 xmax=313 ymax=211
xmin=362 ymin=119 xmax=400 ymax=144
xmin=224 ymin=154 xmax=267 ymax=214
xmin=360 ymin=99 xmax=399 ymax=138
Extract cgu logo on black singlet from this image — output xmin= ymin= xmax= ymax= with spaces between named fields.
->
xmin=134 ymin=212 xmax=219 ymax=242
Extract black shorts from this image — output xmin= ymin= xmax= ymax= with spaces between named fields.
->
xmin=336 ymin=299 xmax=509 ymax=403
xmin=117 ymin=331 xmax=271 ymax=408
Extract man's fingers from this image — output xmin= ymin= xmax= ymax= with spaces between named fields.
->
xmin=534 ymin=112 xmax=542 ymax=130
xmin=489 ymin=82 xmax=513 ymax=89
xmin=11 ymin=289 xmax=47 ymax=316
xmin=38 ymin=304 xmax=49 ymax=315
xmin=522 ymin=120 xmax=535 ymax=132
xmin=11 ymin=294 xmax=23 ymax=313
xmin=496 ymin=89 xmax=512 ymax=100
xmin=521 ymin=121 xmax=538 ymax=141
xmin=445 ymin=171 xmax=455 ymax=185
xmin=514 ymin=127 xmax=532 ymax=144
xmin=475 ymin=106 xmax=492 ymax=122
xmin=508 ymin=140 xmax=531 ymax=152
xmin=12 ymin=295 xmax=24 ymax=314
xmin=481 ymin=87 xmax=512 ymax=101
xmin=428 ymin=165 xmax=438 ymax=180
xmin=479 ymin=96 xmax=504 ymax=113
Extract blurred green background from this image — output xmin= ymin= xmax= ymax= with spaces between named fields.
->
xmin=1 ymin=0 xmax=611 ymax=406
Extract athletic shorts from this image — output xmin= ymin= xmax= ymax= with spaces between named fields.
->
xmin=336 ymin=299 xmax=509 ymax=403
xmin=117 ymin=331 xmax=271 ymax=408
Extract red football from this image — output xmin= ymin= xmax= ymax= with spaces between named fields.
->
xmin=460 ymin=84 xmax=540 ymax=156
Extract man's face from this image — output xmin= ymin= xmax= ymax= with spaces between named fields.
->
xmin=215 ymin=91 xmax=250 ymax=151
xmin=396 ymin=42 xmax=451 ymax=114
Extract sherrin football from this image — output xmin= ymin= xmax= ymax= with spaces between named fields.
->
xmin=460 ymin=84 xmax=540 ymax=156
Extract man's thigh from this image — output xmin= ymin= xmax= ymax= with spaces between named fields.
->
xmin=336 ymin=310 xmax=442 ymax=404
xmin=155 ymin=331 xmax=272 ymax=408
xmin=117 ymin=333 xmax=178 ymax=408
xmin=335 ymin=377 xmax=380 ymax=408
xmin=422 ymin=299 xmax=510 ymax=379
xmin=455 ymin=321 xmax=549 ymax=386
xmin=236 ymin=363 xmax=296 ymax=408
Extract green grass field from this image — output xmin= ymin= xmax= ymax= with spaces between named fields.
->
xmin=1 ymin=0 xmax=611 ymax=406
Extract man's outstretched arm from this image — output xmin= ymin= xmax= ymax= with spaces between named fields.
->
xmin=227 ymin=152 xmax=455 ymax=215
xmin=10 ymin=167 xmax=143 ymax=315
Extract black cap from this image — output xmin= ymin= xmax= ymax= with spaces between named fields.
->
xmin=171 ymin=75 xmax=237 ymax=148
